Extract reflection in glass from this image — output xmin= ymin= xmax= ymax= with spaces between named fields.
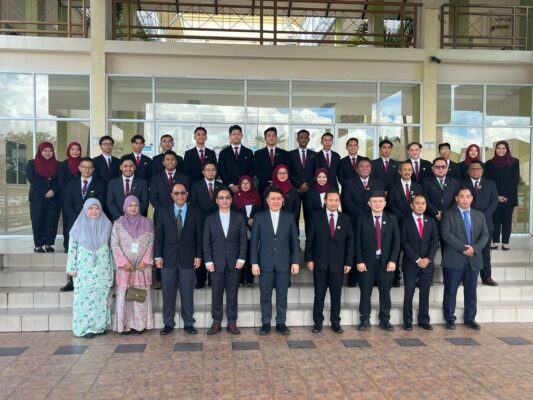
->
xmin=378 ymin=126 xmax=420 ymax=161
xmin=291 ymin=127 xmax=333 ymax=153
xmin=106 ymin=122 xmax=153 ymax=157
xmin=486 ymin=86 xmax=532 ymax=126
xmin=379 ymin=83 xmax=420 ymax=124
xmin=436 ymin=126 xmax=482 ymax=162
xmin=247 ymin=81 xmax=289 ymax=124
xmin=0 ymin=73 xmax=33 ymax=117
xmin=108 ymin=77 xmax=153 ymax=120
xmin=36 ymin=121 xmax=91 ymax=160
xmin=437 ymin=84 xmax=483 ymax=125
xmin=156 ymin=124 xmax=229 ymax=157
xmin=337 ymin=127 xmax=375 ymax=158
xmin=245 ymin=125 xmax=289 ymax=152
xmin=36 ymin=75 xmax=90 ymax=119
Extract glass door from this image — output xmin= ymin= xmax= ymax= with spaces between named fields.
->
xmin=335 ymin=125 xmax=377 ymax=159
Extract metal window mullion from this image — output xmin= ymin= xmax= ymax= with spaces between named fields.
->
xmin=244 ymin=79 xmax=248 ymax=147
xmin=482 ymin=84 xmax=487 ymax=162
xmin=375 ymin=81 xmax=381 ymax=159
xmin=32 ymin=73 xmax=36 ymax=154
xmin=152 ymin=76 xmax=156 ymax=156
xmin=288 ymin=80 xmax=293 ymax=150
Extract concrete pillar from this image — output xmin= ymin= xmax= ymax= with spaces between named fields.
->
xmin=520 ymin=0 xmax=533 ymax=50
xmin=422 ymin=8 xmax=439 ymax=159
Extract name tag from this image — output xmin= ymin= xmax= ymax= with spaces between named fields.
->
xmin=131 ymin=243 xmax=139 ymax=254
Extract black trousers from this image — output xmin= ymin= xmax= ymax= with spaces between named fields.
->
xmin=210 ymin=266 xmax=241 ymax=324
xmin=30 ymin=199 xmax=60 ymax=248
xmin=161 ymin=267 xmax=195 ymax=327
xmin=240 ymin=239 xmax=254 ymax=285
xmin=313 ymin=269 xmax=344 ymax=326
xmin=403 ymin=266 xmax=434 ymax=326
xmin=259 ymin=270 xmax=290 ymax=325
xmin=358 ymin=258 xmax=394 ymax=323
xmin=492 ymin=205 xmax=514 ymax=244
xmin=442 ymin=260 xmax=478 ymax=323
xmin=480 ymin=231 xmax=493 ymax=282
xmin=195 ymin=263 xmax=211 ymax=287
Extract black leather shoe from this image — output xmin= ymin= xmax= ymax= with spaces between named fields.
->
xmin=34 ymin=247 xmax=45 ymax=253
xmin=60 ymin=281 xmax=74 ymax=292
xmin=331 ymin=325 xmax=343 ymax=333
xmin=482 ymin=278 xmax=498 ymax=286
xmin=357 ymin=320 xmax=370 ymax=331
xmin=122 ymin=330 xmax=132 ymax=335
xmin=184 ymin=325 xmax=198 ymax=334
xmin=84 ymin=333 xmax=95 ymax=339
xmin=404 ymin=324 xmax=413 ymax=331
xmin=311 ymin=324 xmax=322 ymax=333
xmin=44 ymin=246 xmax=55 ymax=253
xmin=207 ymin=323 xmax=221 ymax=335
xmin=419 ymin=323 xmax=433 ymax=331
xmin=466 ymin=321 xmax=481 ymax=330
xmin=133 ymin=329 xmax=144 ymax=335
xmin=379 ymin=321 xmax=394 ymax=331
xmin=392 ymin=281 xmax=401 ymax=288
xmin=445 ymin=321 xmax=456 ymax=330
xmin=259 ymin=324 xmax=271 ymax=335
xmin=275 ymin=323 xmax=291 ymax=335
xmin=160 ymin=326 xmax=174 ymax=336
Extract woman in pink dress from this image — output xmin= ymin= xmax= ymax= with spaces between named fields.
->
xmin=111 ymin=195 xmax=154 ymax=334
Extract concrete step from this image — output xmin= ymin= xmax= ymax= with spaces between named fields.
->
xmin=0 ymin=268 xmax=67 ymax=288
xmin=2 ymin=300 xmax=533 ymax=332
xmin=1 ymin=253 xmax=67 ymax=268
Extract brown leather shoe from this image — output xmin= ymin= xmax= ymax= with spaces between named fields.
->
xmin=482 ymin=277 xmax=498 ymax=286
xmin=227 ymin=323 xmax=241 ymax=335
xmin=206 ymin=323 xmax=221 ymax=335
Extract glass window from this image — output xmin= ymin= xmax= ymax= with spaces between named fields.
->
xmin=36 ymin=75 xmax=90 ymax=119
xmin=107 ymin=121 xmax=153 ymax=157
xmin=292 ymin=81 xmax=377 ymax=124
xmin=108 ymin=77 xmax=153 ymax=120
xmin=486 ymin=86 xmax=532 ymax=126
xmin=291 ymin=126 xmax=333 ymax=153
xmin=436 ymin=126 xmax=482 ymax=162
xmin=36 ymin=121 xmax=91 ymax=160
xmin=337 ymin=127 xmax=375 ymax=158
xmin=437 ymin=84 xmax=483 ymax=125
xmin=379 ymin=83 xmax=420 ymax=124
xmin=378 ymin=126 xmax=420 ymax=161
xmin=155 ymin=124 xmax=229 ymax=158
xmin=247 ymin=80 xmax=289 ymax=124
xmin=245 ymin=125 xmax=290 ymax=152
xmin=0 ymin=73 xmax=34 ymax=118
xmin=155 ymin=78 xmax=244 ymax=123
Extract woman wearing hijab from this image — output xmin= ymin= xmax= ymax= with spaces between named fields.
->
xmin=305 ymin=168 xmax=331 ymax=214
xmin=59 ymin=141 xmax=82 ymax=253
xmin=66 ymin=199 xmax=113 ymax=338
xmin=459 ymin=143 xmax=484 ymax=180
xmin=234 ymin=175 xmax=262 ymax=287
xmin=485 ymin=141 xmax=520 ymax=250
xmin=26 ymin=142 xmax=61 ymax=253
xmin=269 ymin=164 xmax=300 ymax=218
xmin=111 ymin=195 xmax=155 ymax=334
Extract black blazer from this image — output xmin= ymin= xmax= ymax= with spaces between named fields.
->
xmin=92 ymin=154 xmax=121 ymax=189
xmin=463 ymin=177 xmax=499 ymax=231
xmin=26 ymin=160 xmax=60 ymax=202
xmin=183 ymin=147 xmax=217 ymax=184
xmin=264 ymin=186 xmax=300 ymax=218
xmin=315 ymin=150 xmax=341 ymax=189
xmin=484 ymin=159 xmax=520 ymax=207
xmin=154 ymin=205 xmax=203 ymax=269
xmin=338 ymin=156 xmax=370 ymax=186
xmin=447 ymin=160 xmax=462 ymax=180
xmin=371 ymin=158 xmax=400 ymax=191
xmin=459 ymin=160 xmax=485 ymax=180
xmin=253 ymin=147 xmax=290 ymax=195
xmin=387 ymin=180 xmax=423 ymax=219
xmin=151 ymin=152 xmax=184 ymax=176
xmin=288 ymin=148 xmax=317 ymax=188
xmin=217 ymin=145 xmax=254 ymax=188
xmin=239 ymin=204 xmax=262 ymax=227
xmin=407 ymin=158 xmax=432 ymax=184
xmin=354 ymin=211 xmax=401 ymax=269
xmin=400 ymin=215 xmax=440 ymax=274
xmin=121 ymin=153 xmax=153 ymax=183
xmin=422 ymin=176 xmax=460 ymax=219
xmin=58 ymin=160 xmax=80 ymax=200
xmin=149 ymin=171 xmax=190 ymax=211
xmin=106 ymin=176 xmax=149 ymax=221
xmin=189 ymin=180 xmax=223 ymax=217
xmin=304 ymin=210 xmax=354 ymax=272
xmin=304 ymin=189 xmax=325 ymax=214
xmin=63 ymin=177 xmax=105 ymax=223
xmin=341 ymin=177 xmax=384 ymax=225
xmin=202 ymin=210 xmax=248 ymax=272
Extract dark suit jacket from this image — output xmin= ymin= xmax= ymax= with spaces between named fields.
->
xmin=217 ymin=145 xmax=254 ymax=188
xmin=92 ymin=154 xmax=121 ymax=189
xmin=407 ymin=158 xmax=432 ymax=184
xmin=304 ymin=189 xmax=324 ymax=214
xmin=400 ymin=215 xmax=440 ymax=274
xmin=151 ymin=153 xmax=184 ymax=176
xmin=354 ymin=211 xmax=401 ymax=269
xmin=183 ymin=147 xmax=217 ymax=184
xmin=304 ymin=210 xmax=354 ymax=272
xmin=422 ymin=176 xmax=460 ymax=219
xmin=484 ymin=159 xmax=520 ymax=207
xmin=26 ymin=160 xmax=60 ymax=202
xmin=463 ymin=177 xmax=498 ymax=231
xmin=371 ymin=158 xmax=400 ymax=191
xmin=341 ymin=177 xmax=383 ymax=226
xmin=289 ymin=148 xmax=317 ymax=188
xmin=387 ymin=180 xmax=423 ymax=219
xmin=121 ymin=153 xmax=153 ymax=183
xmin=440 ymin=206 xmax=489 ymax=271
xmin=58 ymin=160 xmax=80 ymax=199
xmin=202 ymin=210 xmax=247 ymax=271
xmin=250 ymin=210 xmax=300 ymax=272
xmin=63 ymin=177 xmax=105 ymax=223
xmin=338 ymin=156 xmax=370 ymax=186
xmin=315 ymin=150 xmax=340 ymax=189
xmin=267 ymin=187 xmax=300 ymax=218
xmin=447 ymin=160 xmax=462 ymax=180
xmin=149 ymin=171 xmax=190 ymax=211
xmin=459 ymin=161 xmax=485 ymax=180
xmin=253 ymin=147 xmax=290 ymax=195
xmin=106 ymin=176 xmax=149 ymax=221
xmin=154 ymin=205 xmax=203 ymax=269
xmin=189 ymin=180 xmax=223 ymax=217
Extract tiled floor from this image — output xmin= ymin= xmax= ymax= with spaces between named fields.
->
xmin=0 ymin=324 xmax=532 ymax=399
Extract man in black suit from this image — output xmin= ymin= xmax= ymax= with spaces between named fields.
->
xmin=121 ymin=134 xmax=152 ymax=184
xmin=406 ymin=141 xmax=432 ymax=184
xmin=217 ymin=124 xmax=254 ymax=193
xmin=155 ymin=183 xmax=203 ymax=336
xmin=183 ymin=127 xmax=217 ymax=185
xmin=423 ymin=157 xmax=460 ymax=221
xmin=253 ymin=127 xmax=290 ymax=195
xmin=438 ymin=142 xmax=462 ymax=180
xmin=152 ymin=134 xmax=184 ymax=175
xmin=371 ymin=139 xmax=400 ymax=192
xmin=315 ymin=132 xmax=340 ymax=189
xmin=440 ymin=186 xmax=489 ymax=330
xmin=355 ymin=190 xmax=400 ymax=331
xmin=92 ymin=136 xmax=120 ymax=219
xmin=305 ymin=190 xmax=354 ymax=333
xmin=400 ymin=195 xmax=439 ymax=331
xmin=463 ymin=161 xmax=499 ymax=286
xmin=338 ymin=138 xmax=369 ymax=186
xmin=203 ymin=187 xmax=248 ymax=335
xmin=251 ymin=186 xmax=300 ymax=335
xmin=106 ymin=158 xmax=149 ymax=221
xmin=289 ymin=129 xmax=317 ymax=234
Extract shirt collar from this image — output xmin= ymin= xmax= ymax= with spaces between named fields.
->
xmin=401 ymin=179 xmax=412 ymax=185
xmin=458 ymin=205 xmax=471 ymax=213
xmin=133 ymin=152 xmax=142 ymax=157
xmin=122 ymin=175 xmax=133 ymax=181
xmin=326 ymin=209 xmax=338 ymax=218
xmin=412 ymin=212 xmax=424 ymax=220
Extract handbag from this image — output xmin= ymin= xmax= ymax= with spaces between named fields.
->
xmin=125 ymin=268 xmax=147 ymax=303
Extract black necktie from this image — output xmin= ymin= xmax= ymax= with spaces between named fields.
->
xmin=176 ymin=209 xmax=183 ymax=238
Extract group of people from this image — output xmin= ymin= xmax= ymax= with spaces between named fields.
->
xmin=26 ymin=124 xmax=520 ymax=336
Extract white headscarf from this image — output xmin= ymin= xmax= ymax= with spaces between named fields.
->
xmin=69 ymin=198 xmax=112 ymax=254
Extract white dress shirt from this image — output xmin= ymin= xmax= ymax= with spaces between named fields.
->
xmin=270 ymin=210 xmax=280 ymax=233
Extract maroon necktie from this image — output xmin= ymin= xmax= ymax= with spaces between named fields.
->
xmin=414 ymin=160 xmax=419 ymax=180
xmin=301 ymin=150 xmax=306 ymax=168
xmin=269 ymin=148 xmax=275 ymax=165
xmin=329 ymin=213 xmax=335 ymax=239
xmin=363 ymin=180 xmax=368 ymax=189
xmin=82 ymin=180 xmax=88 ymax=197
xmin=351 ymin=157 xmax=356 ymax=171
xmin=135 ymin=155 xmax=140 ymax=166
xmin=208 ymin=182 xmax=214 ymax=200
xmin=384 ymin=160 xmax=389 ymax=173
xmin=326 ymin=152 xmax=330 ymax=168
xmin=199 ymin=149 xmax=205 ymax=166
xmin=405 ymin=183 xmax=410 ymax=202
xmin=168 ymin=173 xmax=173 ymax=186
xmin=375 ymin=216 xmax=381 ymax=251
xmin=417 ymin=217 xmax=424 ymax=239
xmin=234 ymin=146 xmax=239 ymax=160
xmin=125 ymin=178 xmax=130 ymax=196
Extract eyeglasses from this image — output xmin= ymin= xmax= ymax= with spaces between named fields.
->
xmin=161 ymin=140 xmax=174 ymax=144
xmin=217 ymin=196 xmax=232 ymax=200
xmin=434 ymin=165 xmax=447 ymax=169
xmin=79 ymin=165 xmax=94 ymax=169
xmin=172 ymin=191 xmax=187 ymax=196
xmin=277 ymin=171 xmax=288 ymax=175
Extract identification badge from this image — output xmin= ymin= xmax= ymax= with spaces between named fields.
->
xmin=131 ymin=243 xmax=139 ymax=254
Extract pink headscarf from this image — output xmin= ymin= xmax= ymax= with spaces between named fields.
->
xmin=118 ymin=195 xmax=153 ymax=239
